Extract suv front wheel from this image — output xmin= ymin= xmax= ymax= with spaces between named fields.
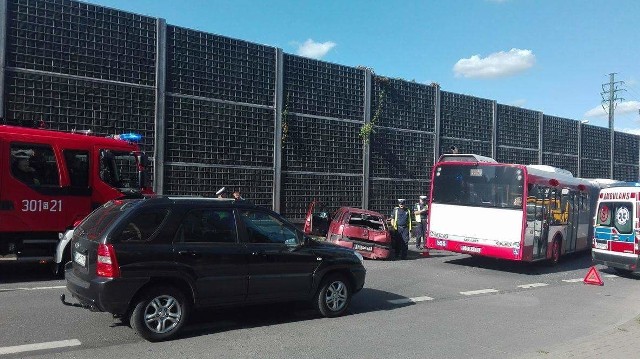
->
xmin=315 ymin=274 xmax=351 ymax=317
xmin=130 ymin=286 xmax=189 ymax=341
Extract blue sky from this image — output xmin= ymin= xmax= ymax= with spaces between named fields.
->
xmin=89 ymin=0 xmax=640 ymax=133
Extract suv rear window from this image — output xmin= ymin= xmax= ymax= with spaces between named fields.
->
xmin=347 ymin=213 xmax=384 ymax=230
xmin=112 ymin=209 xmax=170 ymax=242
xmin=78 ymin=200 xmax=137 ymax=241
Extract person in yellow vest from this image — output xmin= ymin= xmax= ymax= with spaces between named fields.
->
xmin=391 ymin=199 xmax=412 ymax=260
xmin=413 ymin=196 xmax=428 ymax=250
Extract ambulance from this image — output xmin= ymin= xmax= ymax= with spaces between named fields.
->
xmin=592 ymin=183 xmax=640 ymax=274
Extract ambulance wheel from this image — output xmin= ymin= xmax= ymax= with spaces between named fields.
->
xmin=613 ymin=267 xmax=633 ymax=276
xmin=52 ymin=251 xmax=71 ymax=277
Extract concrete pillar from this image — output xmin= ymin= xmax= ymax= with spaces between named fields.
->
xmin=153 ymin=18 xmax=167 ymax=194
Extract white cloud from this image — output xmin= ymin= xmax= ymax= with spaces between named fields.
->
xmin=584 ymin=100 xmax=640 ymax=118
xmin=453 ymin=48 xmax=536 ymax=79
xmin=296 ymin=39 xmax=336 ymax=59
xmin=620 ymin=128 xmax=640 ymax=136
xmin=509 ymin=99 xmax=527 ymax=107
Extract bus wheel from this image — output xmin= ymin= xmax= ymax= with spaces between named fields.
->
xmin=550 ymin=238 xmax=561 ymax=265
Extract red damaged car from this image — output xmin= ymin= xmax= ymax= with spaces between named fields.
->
xmin=304 ymin=202 xmax=393 ymax=259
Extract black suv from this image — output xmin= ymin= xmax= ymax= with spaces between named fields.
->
xmin=62 ymin=197 xmax=366 ymax=341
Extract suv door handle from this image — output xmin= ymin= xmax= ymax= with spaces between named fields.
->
xmin=251 ymin=251 xmax=267 ymax=257
xmin=178 ymin=251 xmax=199 ymax=257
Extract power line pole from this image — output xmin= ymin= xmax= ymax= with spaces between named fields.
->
xmin=601 ymin=73 xmax=625 ymax=179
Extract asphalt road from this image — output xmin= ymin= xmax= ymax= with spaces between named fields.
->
xmin=1 ymin=249 xmax=639 ymax=359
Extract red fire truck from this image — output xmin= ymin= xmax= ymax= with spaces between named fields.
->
xmin=0 ymin=124 xmax=153 ymax=273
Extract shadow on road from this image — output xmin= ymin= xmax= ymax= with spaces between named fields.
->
xmin=600 ymin=267 xmax=640 ymax=280
xmin=173 ymin=288 xmax=409 ymax=340
xmin=0 ymin=262 xmax=57 ymax=284
xmin=443 ymin=250 xmax=593 ymax=275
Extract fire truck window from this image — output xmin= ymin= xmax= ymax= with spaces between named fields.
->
xmin=10 ymin=144 xmax=60 ymax=187
xmin=63 ymin=150 xmax=89 ymax=188
xmin=100 ymin=150 xmax=137 ymax=189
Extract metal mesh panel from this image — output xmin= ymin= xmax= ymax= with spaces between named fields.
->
xmin=6 ymin=0 xmax=157 ymax=86
xmin=542 ymin=115 xmax=578 ymax=155
xmin=369 ymin=179 xmax=430 ymax=216
xmin=370 ymin=128 xmax=434 ymax=180
xmin=282 ymin=115 xmax=361 ymax=174
xmin=614 ymin=165 xmax=639 ymax=182
xmin=164 ymin=165 xmax=273 ymax=208
xmin=4 ymin=70 xmax=156 ymax=152
xmin=165 ymin=96 xmax=274 ymax=167
xmin=166 ymin=26 xmax=276 ymax=106
xmin=542 ymin=153 xmax=578 ymax=177
xmin=439 ymin=138 xmax=492 ymax=158
xmin=280 ymin=173 xmax=362 ymax=220
xmin=581 ymin=159 xmax=610 ymax=179
xmin=283 ymin=54 xmax=364 ymax=121
xmin=581 ymin=125 xmax=610 ymax=160
xmin=496 ymin=104 xmax=539 ymax=149
xmin=614 ymin=131 xmax=639 ymax=165
xmin=440 ymin=91 xmax=493 ymax=142
xmin=371 ymin=77 xmax=435 ymax=132
xmin=496 ymin=147 xmax=539 ymax=165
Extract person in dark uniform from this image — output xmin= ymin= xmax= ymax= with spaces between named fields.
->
xmin=391 ymin=199 xmax=412 ymax=260
xmin=413 ymin=195 xmax=428 ymax=250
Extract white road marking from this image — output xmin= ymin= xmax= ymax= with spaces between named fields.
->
xmin=603 ymin=274 xmax=618 ymax=278
xmin=0 ymin=285 xmax=66 ymax=293
xmin=562 ymin=279 xmax=583 ymax=283
xmin=460 ymin=289 xmax=499 ymax=296
xmin=0 ymin=339 xmax=81 ymax=355
xmin=388 ymin=296 xmax=434 ymax=304
xmin=517 ymin=283 xmax=549 ymax=289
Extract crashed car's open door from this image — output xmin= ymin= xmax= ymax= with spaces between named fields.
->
xmin=303 ymin=200 xmax=330 ymax=236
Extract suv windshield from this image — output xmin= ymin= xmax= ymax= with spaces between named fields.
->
xmin=77 ymin=200 xmax=136 ymax=241
xmin=596 ymin=202 xmax=633 ymax=234
xmin=432 ymin=164 xmax=524 ymax=209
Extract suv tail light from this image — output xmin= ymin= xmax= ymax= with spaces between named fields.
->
xmin=97 ymin=244 xmax=120 ymax=278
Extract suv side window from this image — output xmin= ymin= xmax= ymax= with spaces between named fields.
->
xmin=239 ymin=210 xmax=298 ymax=245
xmin=113 ymin=208 xmax=170 ymax=242
xmin=177 ymin=209 xmax=238 ymax=244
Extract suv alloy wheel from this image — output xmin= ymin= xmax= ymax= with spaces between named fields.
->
xmin=315 ymin=274 xmax=351 ymax=317
xmin=130 ymin=286 xmax=189 ymax=341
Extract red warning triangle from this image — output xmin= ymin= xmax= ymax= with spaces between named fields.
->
xmin=583 ymin=266 xmax=604 ymax=286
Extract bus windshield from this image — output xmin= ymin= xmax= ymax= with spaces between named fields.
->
xmin=432 ymin=164 xmax=524 ymax=209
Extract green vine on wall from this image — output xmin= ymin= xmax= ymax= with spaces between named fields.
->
xmin=360 ymin=77 xmax=388 ymax=144
xmin=281 ymin=93 xmax=290 ymax=145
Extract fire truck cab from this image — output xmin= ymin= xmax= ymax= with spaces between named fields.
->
xmin=0 ymin=125 xmax=152 ymax=269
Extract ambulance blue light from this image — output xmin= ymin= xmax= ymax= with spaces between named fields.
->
xmin=118 ymin=133 xmax=142 ymax=142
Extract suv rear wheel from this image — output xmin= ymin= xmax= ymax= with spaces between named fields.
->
xmin=315 ymin=274 xmax=351 ymax=317
xmin=130 ymin=286 xmax=189 ymax=341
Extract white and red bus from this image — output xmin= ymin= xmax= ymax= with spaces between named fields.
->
xmin=426 ymin=154 xmax=598 ymax=263
xmin=592 ymin=184 xmax=640 ymax=273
